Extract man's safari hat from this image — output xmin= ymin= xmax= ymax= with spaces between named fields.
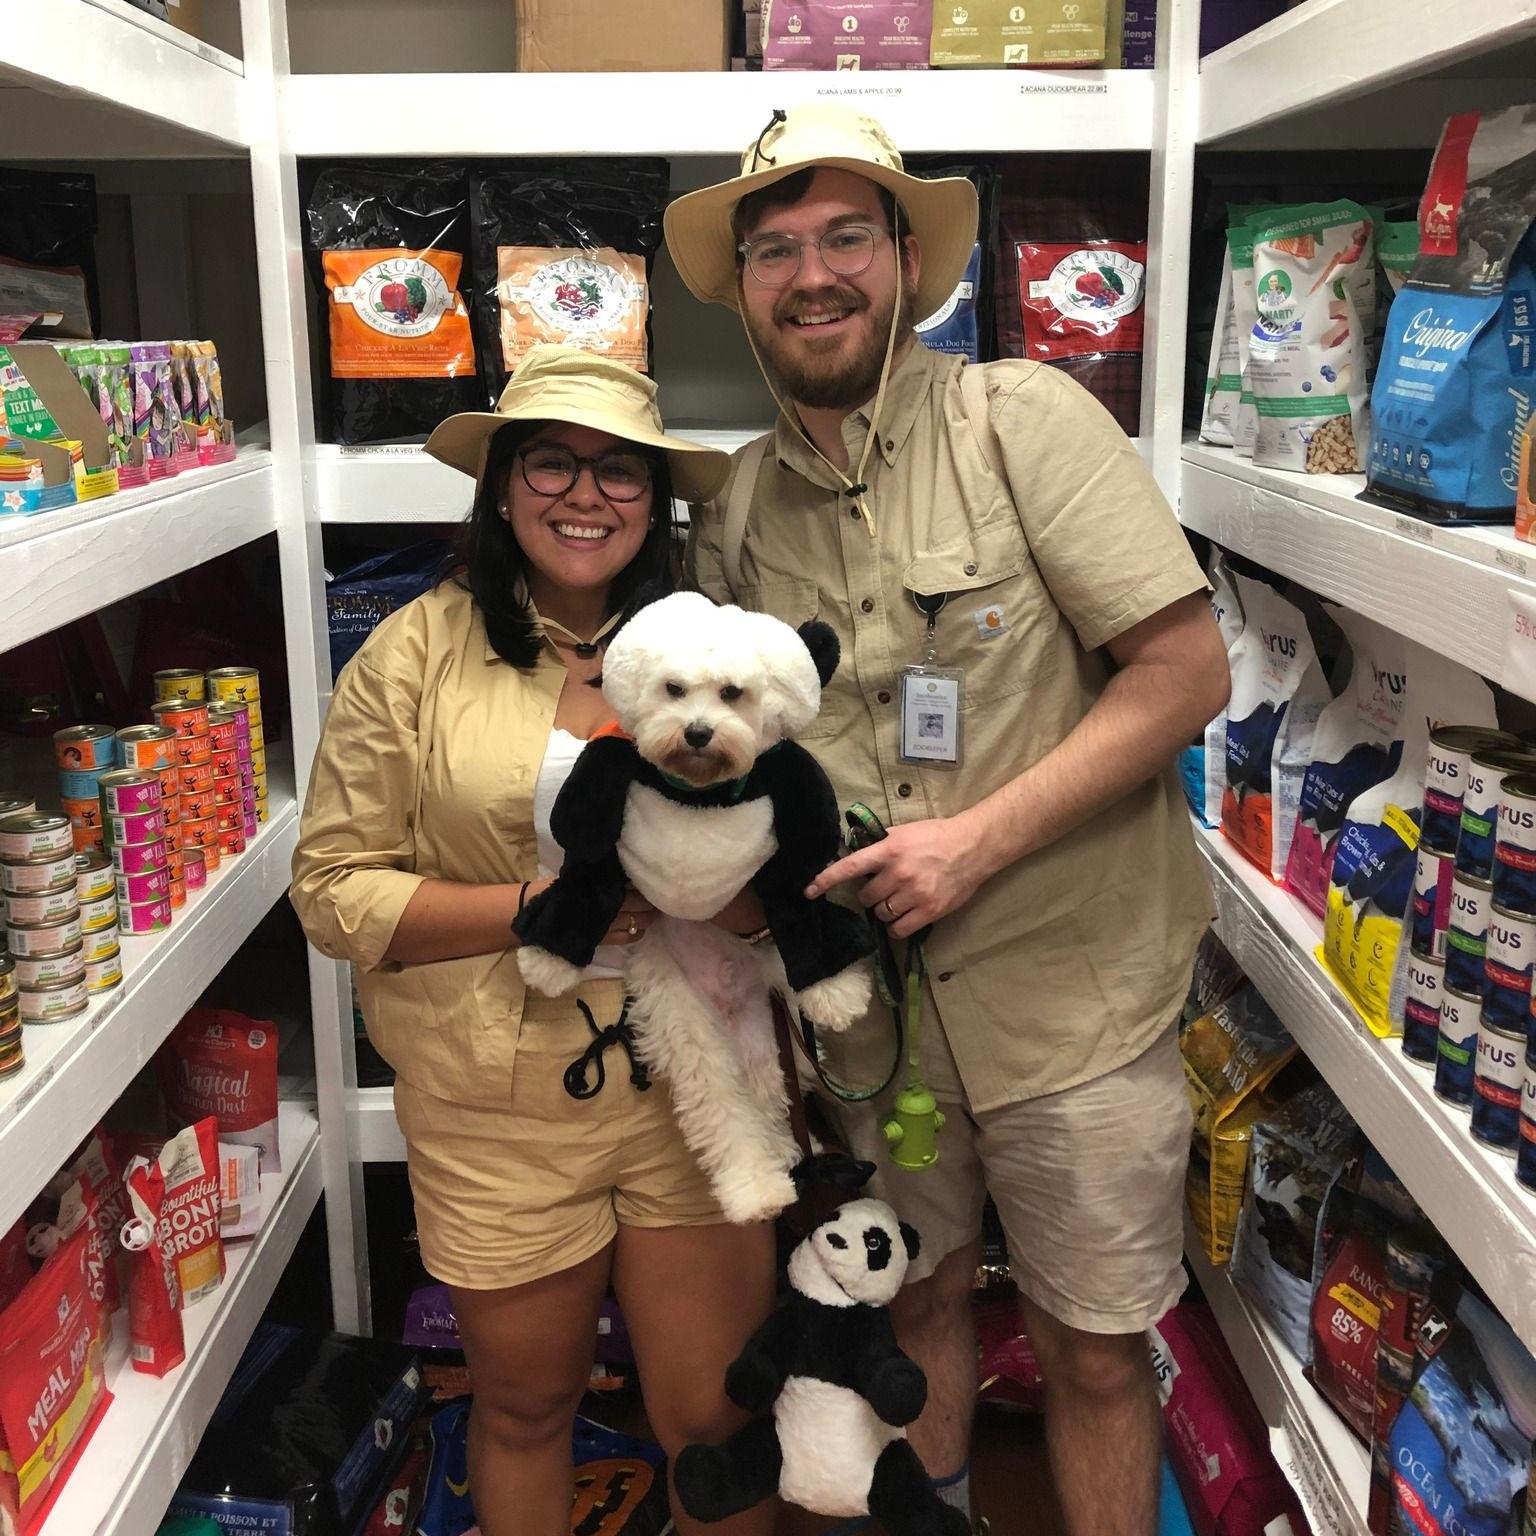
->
xmin=423 ymin=344 xmax=730 ymax=503
xmin=664 ymin=103 xmax=978 ymax=321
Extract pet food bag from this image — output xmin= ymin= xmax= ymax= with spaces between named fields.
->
xmin=0 ymin=1222 xmax=110 ymax=1536
xmin=0 ymin=1221 xmax=26 ymax=1311
xmin=305 ymin=163 xmax=478 ymax=445
xmin=1285 ymin=605 xmax=1410 ymax=918
xmin=1202 ymin=551 xmax=1245 ymax=829
xmin=1247 ymin=200 xmax=1374 ymax=475
xmin=151 ymin=1117 xmax=225 ymax=1305
xmin=1182 ymin=983 xmax=1301 ymax=1264
xmin=1228 ymin=223 xmax=1261 ymax=456
xmin=916 ymin=243 xmax=983 ymax=361
xmin=1377 ymin=221 xmax=1418 ymax=302
xmin=1221 ymin=572 xmax=1331 ymax=883
xmin=160 ymin=1007 xmax=281 ymax=1171
xmin=327 ymin=541 xmax=452 ymax=680
xmin=219 ymin=1143 xmax=263 ymax=1240
xmin=1199 ymin=242 xmax=1242 ymax=445
xmin=1368 ymin=106 xmax=1536 ymax=523
xmin=763 ymin=0 xmax=932 ymax=69
xmin=1230 ymin=1081 xmax=1359 ymax=1364
xmin=468 ymin=160 xmax=667 ymax=403
xmin=121 ymin=1155 xmax=185 ymax=1378
xmin=0 ymin=168 xmax=98 ymax=339
xmin=1149 ymin=1303 xmax=1308 ymax=1536
xmin=930 ymin=0 xmax=1109 ymax=65
xmin=1183 ymin=930 xmax=1246 ymax=1027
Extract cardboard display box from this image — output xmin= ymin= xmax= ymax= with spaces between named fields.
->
xmin=517 ymin=0 xmax=729 ymax=71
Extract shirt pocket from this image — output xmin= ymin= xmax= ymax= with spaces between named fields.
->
xmin=902 ymin=518 xmax=1057 ymax=707
xmin=732 ymin=577 xmax=844 ymax=740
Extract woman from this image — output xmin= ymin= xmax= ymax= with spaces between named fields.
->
xmin=291 ymin=346 xmax=776 ymax=1536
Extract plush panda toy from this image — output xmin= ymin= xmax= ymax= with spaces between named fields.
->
xmin=513 ymin=591 xmax=875 ymax=1222
xmin=674 ymin=1199 xmax=967 ymax=1536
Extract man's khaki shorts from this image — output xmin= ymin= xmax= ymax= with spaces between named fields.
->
xmin=832 ymin=995 xmax=1191 ymax=1336
xmin=394 ymin=979 xmax=724 ymax=1291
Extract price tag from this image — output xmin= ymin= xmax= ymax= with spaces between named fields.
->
xmin=1503 ymin=588 xmax=1536 ymax=704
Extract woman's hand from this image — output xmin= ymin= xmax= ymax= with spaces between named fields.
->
xmin=602 ymin=886 xmax=657 ymax=946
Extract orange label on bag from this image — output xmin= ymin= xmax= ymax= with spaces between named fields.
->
xmin=496 ymin=246 xmax=648 ymax=372
xmin=323 ymin=248 xmax=475 ymax=379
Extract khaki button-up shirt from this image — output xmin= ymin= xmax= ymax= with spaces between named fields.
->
xmin=686 ymin=343 xmax=1213 ymax=1111
xmin=290 ymin=580 xmax=557 ymax=1108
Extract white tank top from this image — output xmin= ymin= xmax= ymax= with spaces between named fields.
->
xmin=532 ymin=727 xmax=626 ymax=981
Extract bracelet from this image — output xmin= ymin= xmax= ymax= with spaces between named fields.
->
xmin=738 ymin=924 xmax=773 ymax=947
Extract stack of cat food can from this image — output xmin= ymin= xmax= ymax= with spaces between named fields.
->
xmin=0 ymin=811 xmax=89 ymax=1024
xmin=75 ymin=848 xmax=122 ymax=997
xmin=99 ymin=766 xmax=172 ymax=936
xmin=0 ymin=949 xmax=18 ymax=1079
xmin=1489 ymin=769 xmax=1536 ymax=1196
xmin=53 ymin=724 xmax=118 ymax=853
xmin=117 ymin=719 xmax=191 ymax=897
xmin=206 ymin=666 xmax=263 ymax=846
xmin=151 ymin=673 xmax=216 ymax=898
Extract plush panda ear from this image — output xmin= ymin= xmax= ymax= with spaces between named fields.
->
xmin=797 ymin=621 xmax=840 ymax=689
xmin=899 ymin=1222 xmax=921 ymax=1262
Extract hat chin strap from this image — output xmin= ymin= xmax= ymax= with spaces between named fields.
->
xmin=739 ymin=224 xmax=905 ymax=539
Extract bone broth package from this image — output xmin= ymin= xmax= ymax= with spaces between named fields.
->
xmin=152 ymin=1117 xmax=225 ymax=1306
xmin=1369 ymin=106 xmax=1536 ymax=523
xmin=1221 ymin=572 xmax=1331 ymax=883
xmin=763 ymin=0 xmax=932 ymax=69
xmin=305 ymin=163 xmax=478 ymax=445
xmin=159 ymin=1007 xmax=280 ymax=1171
xmin=1285 ymin=606 xmax=1410 ymax=919
xmin=468 ymin=160 xmax=667 ymax=403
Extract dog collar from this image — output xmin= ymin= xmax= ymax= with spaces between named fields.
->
xmin=659 ymin=770 xmax=750 ymax=803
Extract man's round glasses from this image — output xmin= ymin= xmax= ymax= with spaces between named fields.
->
xmin=517 ymin=444 xmax=652 ymax=503
xmin=737 ymin=224 xmax=889 ymax=287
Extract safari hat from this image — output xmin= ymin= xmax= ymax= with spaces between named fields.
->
xmin=423 ymin=344 xmax=730 ymax=502
xmin=664 ymin=102 xmax=978 ymax=320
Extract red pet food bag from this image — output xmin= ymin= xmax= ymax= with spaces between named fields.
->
xmin=161 ymin=1007 xmax=280 ymax=1170
xmin=0 ymin=1220 xmax=28 ymax=1311
xmin=155 ymin=1117 xmax=225 ymax=1306
xmin=122 ymin=1156 xmax=185 ymax=1378
xmin=0 ymin=1223 xmax=111 ymax=1536
xmin=59 ymin=1129 xmax=127 ymax=1320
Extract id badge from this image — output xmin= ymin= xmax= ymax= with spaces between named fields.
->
xmin=899 ymin=665 xmax=964 ymax=768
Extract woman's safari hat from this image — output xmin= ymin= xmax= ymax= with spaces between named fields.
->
xmin=424 ymin=345 xmax=731 ymax=503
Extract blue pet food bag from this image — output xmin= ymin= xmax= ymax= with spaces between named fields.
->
xmin=916 ymin=243 xmax=982 ymax=361
xmin=326 ymin=540 xmax=451 ymax=680
xmin=1368 ymin=107 xmax=1536 ymax=523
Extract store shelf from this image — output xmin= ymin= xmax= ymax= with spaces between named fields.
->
xmin=0 ymin=454 xmax=276 ymax=654
xmin=2 ymin=0 xmax=248 ymax=154
xmin=0 ymin=775 xmax=299 ymax=1236
xmin=1181 ymin=442 xmax=1536 ymax=703
xmin=40 ymin=1101 xmax=323 ymax=1536
xmin=1184 ymin=1219 xmax=1370 ymax=1536
xmin=288 ymin=68 xmax=1154 ymax=158
xmin=1196 ymin=823 xmax=1536 ymax=1354
xmin=350 ymin=1085 xmax=404 ymax=1162
xmin=1198 ymin=0 xmax=1536 ymax=143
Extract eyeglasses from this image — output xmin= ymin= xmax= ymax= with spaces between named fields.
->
xmin=737 ymin=224 xmax=890 ymax=287
xmin=517 ymin=443 xmax=652 ymax=503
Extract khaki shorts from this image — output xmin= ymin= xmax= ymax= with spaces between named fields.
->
xmin=832 ymin=992 xmax=1191 ymax=1335
xmin=394 ymin=979 xmax=724 ymax=1291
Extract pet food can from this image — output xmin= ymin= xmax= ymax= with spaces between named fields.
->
xmin=1446 ymin=872 xmax=1494 ymax=996
xmin=1412 ymin=846 xmax=1455 ymax=960
xmin=254 ymin=797 xmax=269 ymax=826
xmin=115 ymin=867 xmax=171 ymax=906
xmin=80 ymin=924 xmax=121 ymax=965
xmin=163 ymin=820 xmax=182 ymax=855
xmin=1435 ymin=984 xmax=1482 ymax=1109
xmin=1456 ymin=750 xmax=1536 ymax=879
xmin=155 ymin=765 xmax=179 ymax=804
xmin=19 ymin=975 xmax=88 ymax=1023
xmin=216 ymin=823 xmax=245 ymax=856
xmin=0 ymin=798 xmax=35 ymax=822
xmin=1495 ymin=774 xmax=1536 ymax=917
xmin=212 ymin=774 xmax=241 ymax=808
xmin=213 ymin=800 xmax=242 ymax=833
xmin=74 ymin=851 xmax=113 ymax=902
xmin=0 ymin=814 xmax=73 ymax=862
xmin=177 ymin=760 xmax=213 ymax=796
xmin=210 ymin=747 xmax=238 ymax=780
xmin=84 ymin=947 xmax=122 ymax=995
xmin=115 ymin=723 xmax=178 ymax=771
xmin=1484 ymin=905 xmax=1536 ymax=1033
xmin=60 ymin=794 xmax=101 ymax=830
xmin=248 ymin=746 xmax=267 ymax=779
xmin=150 ymin=698 xmax=209 ymax=740
xmin=248 ymin=722 xmax=265 ymax=751
xmin=97 ymin=769 xmax=160 ymax=817
xmin=51 ymin=724 xmax=116 ymax=773
xmin=167 ymin=876 xmax=187 ymax=911
xmin=175 ymin=730 xmax=212 ymax=768
xmin=206 ymin=708 xmax=238 ymax=753
xmin=110 ymin=839 xmax=168 ymax=878
xmin=2 ymin=853 xmax=80 ymax=895
xmin=104 ymin=807 xmax=166 ymax=848
xmin=206 ymin=666 xmax=260 ymax=705
xmin=1472 ymin=1020 xmax=1527 ymax=1152
xmin=1516 ymin=1040 xmax=1536 ymax=1192
xmin=1402 ymin=951 xmax=1445 ymax=1066
xmin=123 ymin=897 xmax=172 ymax=936
xmin=78 ymin=892 xmax=118 ymax=934
xmin=3 ymin=886 xmax=79 ymax=928
xmin=0 ymin=1031 xmax=22 ymax=1080
xmin=153 ymin=668 xmax=206 ymax=703
xmin=1424 ymin=727 xmax=1519 ymax=853
xmin=161 ymin=791 xmax=180 ymax=826
xmin=182 ymin=817 xmax=216 ymax=851
xmin=183 ymin=845 xmax=207 ymax=890
xmin=56 ymin=768 xmax=110 ymax=800
xmin=180 ymin=788 xmax=215 ymax=822
xmin=70 ymin=822 xmax=104 ymax=856
xmin=13 ymin=943 xmax=84 ymax=990
xmin=202 ymin=836 xmax=222 ymax=874
xmin=6 ymin=911 xmax=83 ymax=958
xmin=0 ymin=953 xmax=15 ymax=1008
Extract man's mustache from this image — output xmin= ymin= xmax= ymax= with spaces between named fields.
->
xmin=774 ymin=287 xmax=870 ymax=324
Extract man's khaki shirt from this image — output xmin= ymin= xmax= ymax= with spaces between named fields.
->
xmin=686 ymin=343 xmax=1213 ymax=1111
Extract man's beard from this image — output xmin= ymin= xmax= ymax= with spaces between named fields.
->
xmin=746 ymin=282 xmax=918 ymax=410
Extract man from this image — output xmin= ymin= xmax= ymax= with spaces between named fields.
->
xmin=666 ymin=105 xmax=1228 ymax=1536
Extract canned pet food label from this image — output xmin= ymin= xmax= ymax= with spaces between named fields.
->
xmin=0 ymin=797 xmax=36 ymax=820
xmin=164 ymin=821 xmax=182 ymax=854
xmin=212 ymin=775 xmax=240 ymax=808
xmin=242 ymin=812 xmax=260 ymax=842
xmin=206 ymin=667 xmax=260 ymax=705
xmin=104 ymin=807 xmax=167 ymax=847
xmin=13 ymin=944 xmax=84 ymax=989
xmin=206 ymin=713 xmax=237 ymax=753
xmin=60 ymin=794 xmax=102 ymax=830
xmin=81 ymin=924 xmax=121 ymax=964
xmin=123 ymin=897 xmax=172 ymax=935
xmin=183 ymin=850 xmax=207 ymax=891
xmin=247 ymin=722 xmax=265 ymax=751
xmin=248 ymin=747 xmax=267 ymax=778
xmin=1435 ymin=985 xmax=1481 ymax=1107
xmin=52 ymin=724 xmax=116 ymax=772
xmin=19 ymin=977 xmax=89 ymax=1022
xmin=1455 ymin=754 xmax=1526 ymax=879
xmin=79 ymin=892 xmax=118 ymax=933
xmin=201 ymin=837 xmax=222 ymax=874
xmin=1484 ymin=906 xmax=1536 ymax=1031
xmin=115 ymin=723 xmax=177 ymax=771
xmin=167 ymin=877 xmax=187 ymax=911
xmin=98 ymin=770 xmax=161 ymax=815
xmin=1402 ymin=952 xmax=1444 ymax=1065
xmin=111 ymin=840 xmax=168 ymax=878
xmin=1473 ymin=1022 xmax=1526 ymax=1151
xmin=1446 ymin=873 xmax=1494 ymax=994
xmin=183 ymin=817 xmax=216 ymax=851
xmin=7 ymin=913 xmax=83 ymax=957
xmin=213 ymin=801 xmax=242 ymax=833
xmin=3 ymin=853 xmax=81 ymax=894
xmin=1517 ymin=1049 xmax=1536 ymax=1191
xmin=1412 ymin=846 xmax=1454 ymax=959
xmin=1424 ymin=728 xmax=1518 ymax=853
xmin=70 ymin=822 xmax=105 ymax=856
xmin=3 ymin=887 xmax=80 ymax=926
xmin=58 ymin=769 xmax=111 ymax=802
xmin=210 ymin=748 xmax=238 ymax=779
xmin=1495 ymin=773 xmax=1536 ymax=917
xmin=84 ymin=949 xmax=121 ymax=994
xmin=153 ymin=668 xmax=206 ymax=704
xmin=255 ymin=800 xmax=269 ymax=826
xmin=0 ymin=813 xmax=73 ymax=861
xmin=0 ymin=954 xmax=14 ymax=1006
xmin=177 ymin=762 xmax=213 ymax=797
xmin=74 ymin=851 xmax=113 ymax=901
xmin=176 ymin=733 xmax=212 ymax=769
xmin=150 ymin=699 xmax=210 ymax=739
xmin=115 ymin=867 xmax=171 ymax=906
xmin=217 ymin=825 xmax=245 ymax=857
xmin=156 ymin=765 xmax=179 ymax=804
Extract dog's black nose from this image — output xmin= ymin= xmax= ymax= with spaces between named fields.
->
xmin=864 ymin=1227 xmax=892 ymax=1271
xmin=684 ymin=724 xmax=713 ymax=749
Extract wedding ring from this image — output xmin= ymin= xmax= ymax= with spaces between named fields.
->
xmin=879 ymin=899 xmax=896 ymax=922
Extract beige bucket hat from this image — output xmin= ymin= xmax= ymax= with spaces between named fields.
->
xmin=423 ymin=344 xmax=730 ymax=503
xmin=664 ymin=103 xmax=978 ymax=320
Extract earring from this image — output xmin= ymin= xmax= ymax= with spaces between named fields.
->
xmin=498 ymin=502 xmax=508 ymax=514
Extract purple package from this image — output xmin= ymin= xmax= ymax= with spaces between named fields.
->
xmin=1121 ymin=0 xmax=1157 ymax=68
xmin=1199 ymin=0 xmax=1287 ymax=57
xmin=403 ymin=1282 xmax=462 ymax=1351
xmin=1149 ymin=1303 xmax=1307 ymax=1536
xmin=764 ymin=0 xmax=930 ymax=70
xmin=130 ymin=342 xmax=175 ymax=478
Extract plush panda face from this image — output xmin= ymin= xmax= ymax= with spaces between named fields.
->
xmin=787 ymin=1198 xmax=920 ymax=1309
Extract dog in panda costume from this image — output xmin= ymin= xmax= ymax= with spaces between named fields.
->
xmin=512 ymin=590 xmax=874 ymax=1223
xmin=673 ymin=1198 xmax=967 ymax=1536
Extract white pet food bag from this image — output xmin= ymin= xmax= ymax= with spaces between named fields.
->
xmin=1203 ymin=551 xmax=1245 ymax=827
xmin=1229 ymin=224 xmax=1259 ymax=458
xmin=1199 ymin=245 xmax=1240 ymax=446
xmin=1248 ymin=201 xmax=1374 ymax=475
xmin=1222 ymin=572 xmax=1331 ymax=883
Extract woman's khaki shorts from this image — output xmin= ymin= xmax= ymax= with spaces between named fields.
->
xmin=394 ymin=979 xmax=724 ymax=1291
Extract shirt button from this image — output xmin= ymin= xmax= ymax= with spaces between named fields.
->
xmin=964 ymin=561 xmax=978 ymax=576
xmin=860 ymin=598 xmax=874 ymax=614
xmin=897 ymin=783 xmax=912 ymax=798
xmin=850 ymin=506 xmax=861 ymax=520
xmin=938 ymin=971 xmax=954 ymax=983
xmin=877 ymin=690 xmax=891 ymax=704
xmin=884 ymin=439 xmax=895 ymax=452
